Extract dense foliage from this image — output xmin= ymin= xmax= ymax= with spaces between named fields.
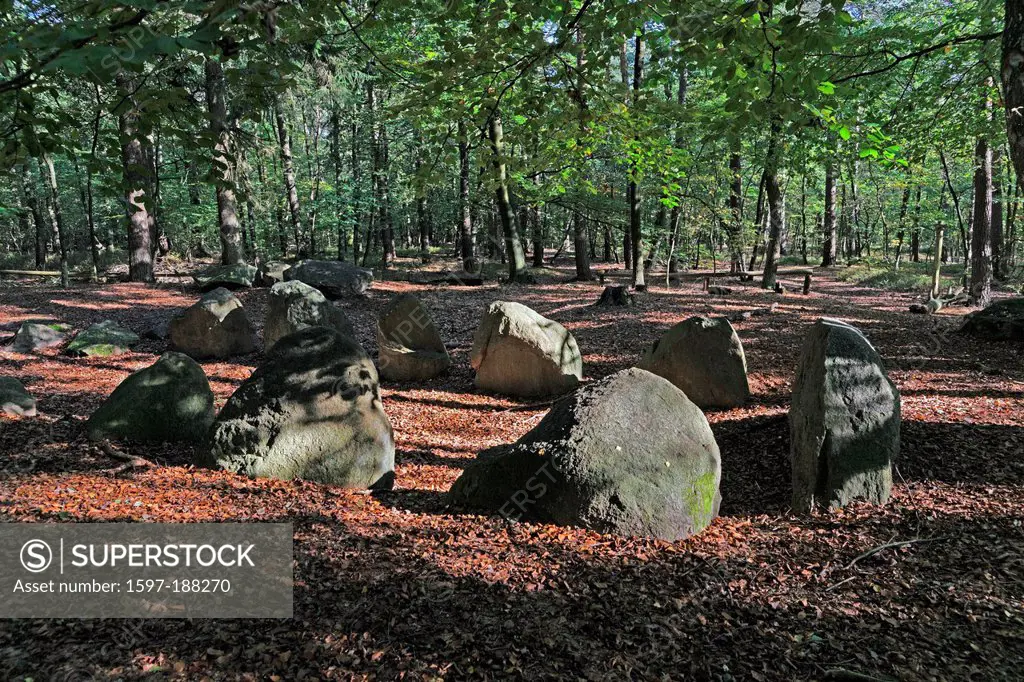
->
xmin=0 ymin=0 xmax=1016 ymax=295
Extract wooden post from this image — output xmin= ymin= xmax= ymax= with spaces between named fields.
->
xmin=703 ymin=276 xmax=710 ymax=291
xmin=803 ymin=273 xmax=812 ymax=295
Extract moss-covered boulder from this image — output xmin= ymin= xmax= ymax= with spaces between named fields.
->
xmin=637 ymin=316 xmax=749 ymax=409
xmin=961 ymin=298 xmax=1024 ymax=341
xmin=470 ymin=301 xmax=582 ymax=397
xmin=66 ymin=320 xmax=140 ymax=357
xmin=204 ymin=326 xmax=395 ymax=489
xmin=86 ymin=352 xmax=215 ymax=443
xmin=7 ymin=321 xmax=69 ymax=353
xmin=0 ymin=377 xmax=37 ymax=416
xmin=193 ymin=263 xmax=258 ymax=291
xmin=790 ymin=318 xmax=900 ymax=513
xmin=377 ymin=293 xmax=450 ymax=381
xmin=264 ymin=280 xmax=354 ymax=353
xmin=169 ymin=287 xmax=256 ymax=359
xmin=448 ymin=368 xmax=721 ymax=541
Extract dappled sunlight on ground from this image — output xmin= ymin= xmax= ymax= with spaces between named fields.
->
xmin=1 ymin=258 xmax=1022 ymax=679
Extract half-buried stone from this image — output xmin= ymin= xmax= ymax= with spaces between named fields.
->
xmin=204 ymin=326 xmax=395 ymax=490
xmin=961 ymin=298 xmax=1024 ymax=341
xmin=193 ymin=263 xmax=258 ymax=291
xmin=285 ymin=259 xmax=373 ymax=298
xmin=264 ymin=280 xmax=354 ymax=353
xmin=66 ymin=320 xmax=140 ymax=357
xmin=168 ymin=287 xmax=256 ymax=359
xmin=377 ymin=293 xmax=450 ymax=381
xmin=448 ymin=368 xmax=721 ymax=541
xmin=637 ymin=316 xmax=749 ymax=409
xmin=790 ymin=318 xmax=900 ymax=513
xmin=0 ymin=377 xmax=37 ymax=416
xmin=470 ymin=301 xmax=582 ymax=397
xmin=86 ymin=352 xmax=215 ymax=442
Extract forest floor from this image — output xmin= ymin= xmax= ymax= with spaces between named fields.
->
xmin=0 ymin=258 xmax=1022 ymax=681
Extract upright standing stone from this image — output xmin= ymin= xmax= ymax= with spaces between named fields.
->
xmin=470 ymin=301 xmax=582 ymax=397
xmin=790 ymin=318 xmax=900 ymax=512
xmin=204 ymin=326 xmax=395 ymax=489
xmin=264 ymin=280 xmax=354 ymax=353
xmin=168 ymin=287 xmax=256 ymax=359
xmin=448 ymin=368 xmax=721 ymax=541
xmin=377 ymin=293 xmax=450 ymax=381
xmin=86 ymin=352 xmax=215 ymax=443
xmin=637 ymin=316 xmax=750 ymax=409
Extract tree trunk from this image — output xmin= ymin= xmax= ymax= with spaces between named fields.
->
xmin=573 ymin=213 xmax=593 ymax=281
xmin=458 ymin=119 xmax=476 ymax=272
xmin=21 ymin=161 xmax=46 ymax=268
xmin=205 ymin=58 xmax=244 ymax=265
xmin=487 ymin=110 xmax=527 ymax=281
xmin=1002 ymin=0 xmax=1024 ymax=188
xmin=117 ymin=77 xmax=154 ymax=283
xmin=728 ymin=152 xmax=744 ymax=271
xmin=415 ymin=138 xmax=431 ymax=263
xmin=970 ymin=135 xmax=994 ymax=306
xmin=629 ymin=31 xmax=645 ymax=290
xmin=41 ymin=153 xmax=69 ymax=287
xmin=274 ymin=98 xmax=302 ymax=256
xmin=351 ymin=105 xmax=361 ymax=265
xmin=993 ymin=150 xmax=1004 ymax=279
xmin=822 ymin=158 xmax=838 ymax=266
xmin=760 ymin=121 xmax=784 ymax=290
xmin=931 ymin=222 xmax=945 ymax=298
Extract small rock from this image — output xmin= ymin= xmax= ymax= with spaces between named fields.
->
xmin=0 ymin=377 xmax=36 ymax=416
xmin=7 ymin=321 xmax=69 ymax=353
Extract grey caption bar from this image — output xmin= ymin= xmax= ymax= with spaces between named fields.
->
xmin=1 ymin=523 xmax=293 ymax=618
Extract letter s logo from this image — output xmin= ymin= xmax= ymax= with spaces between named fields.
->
xmin=20 ymin=539 xmax=52 ymax=573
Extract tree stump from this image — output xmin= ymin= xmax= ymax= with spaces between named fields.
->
xmin=595 ymin=285 xmax=635 ymax=306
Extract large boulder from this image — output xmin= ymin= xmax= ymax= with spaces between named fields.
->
xmin=377 ymin=294 xmax=450 ymax=381
xmin=0 ymin=377 xmax=36 ymax=416
xmin=256 ymin=261 xmax=290 ymax=287
xmin=7 ymin=321 xmax=69 ymax=353
xmin=448 ymin=368 xmax=721 ymax=541
xmin=65 ymin=320 xmax=140 ymax=357
xmin=285 ymin=259 xmax=373 ymax=298
xmin=470 ymin=301 xmax=582 ymax=397
xmin=790 ymin=318 xmax=900 ymax=513
xmin=637 ymin=316 xmax=750 ymax=409
xmin=264 ymin=280 xmax=354 ymax=353
xmin=204 ymin=326 xmax=395 ymax=489
xmin=168 ymin=287 xmax=256 ymax=359
xmin=86 ymin=352 xmax=215 ymax=443
xmin=961 ymin=298 xmax=1024 ymax=341
xmin=193 ymin=263 xmax=258 ymax=291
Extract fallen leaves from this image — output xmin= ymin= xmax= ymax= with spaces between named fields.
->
xmin=0 ymin=265 xmax=1022 ymax=680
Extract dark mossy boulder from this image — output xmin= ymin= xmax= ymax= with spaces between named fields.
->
xmin=204 ymin=326 xmax=395 ymax=489
xmin=66 ymin=320 xmax=140 ymax=357
xmin=961 ymin=298 xmax=1024 ymax=341
xmin=448 ymin=368 xmax=721 ymax=541
xmin=285 ymin=259 xmax=373 ymax=298
xmin=193 ymin=263 xmax=258 ymax=291
xmin=264 ymin=280 xmax=354 ymax=353
xmin=790 ymin=318 xmax=900 ymax=512
xmin=86 ymin=352 xmax=215 ymax=443
xmin=0 ymin=377 xmax=37 ymax=417
xmin=7 ymin=321 xmax=70 ymax=353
